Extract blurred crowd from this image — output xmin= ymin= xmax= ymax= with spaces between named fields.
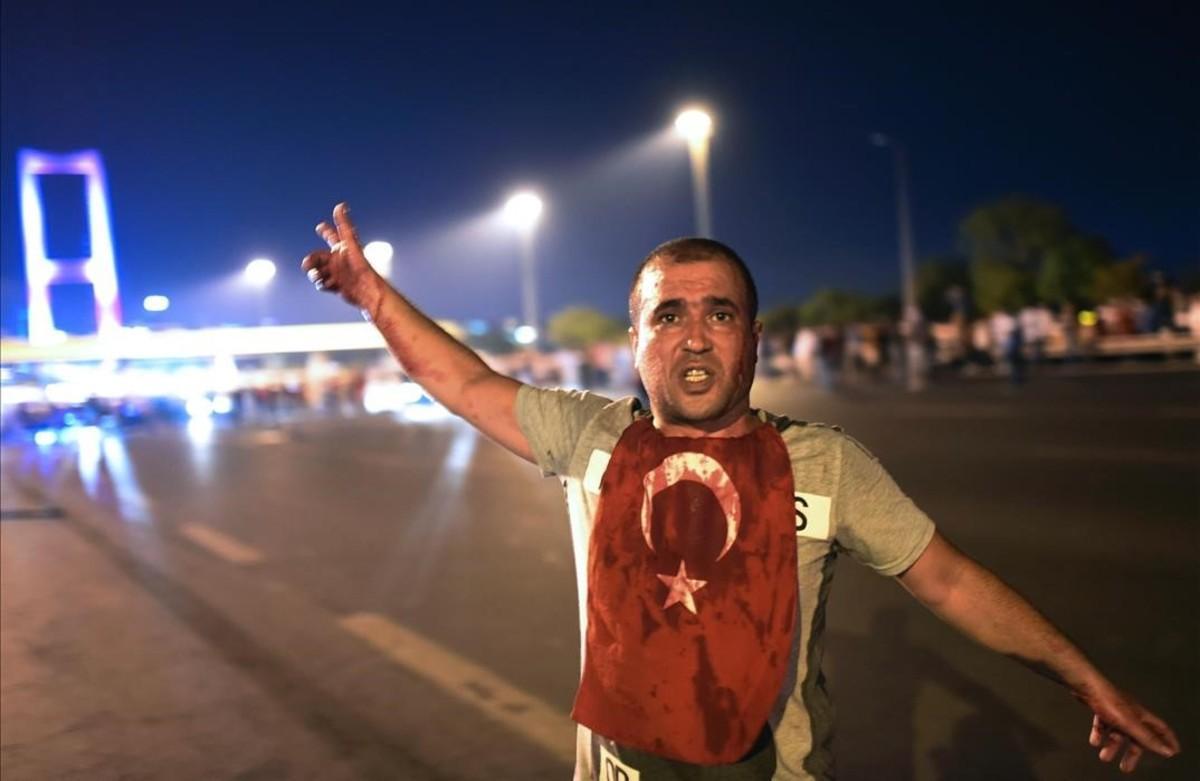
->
xmin=767 ymin=287 xmax=1200 ymax=390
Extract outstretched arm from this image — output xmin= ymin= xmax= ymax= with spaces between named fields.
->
xmin=301 ymin=203 xmax=534 ymax=463
xmin=898 ymin=531 xmax=1180 ymax=773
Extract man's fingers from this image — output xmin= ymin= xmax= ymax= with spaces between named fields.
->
xmin=1119 ymin=743 xmax=1144 ymax=774
xmin=1115 ymin=711 xmax=1179 ymax=758
xmin=1139 ymin=713 xmax=1181 ymax=756
xmin=1089 ymin=715 xmax=1105 ymax=747
xmin=332 ymin=202 xmax=360 ymax=248
xmin=315 ymin=221 xmax=339 ymax=249
xmin=1100 ymin=732 xmax=1126 ymax=763
xmin=301 ymin=250 xmax=329 ymax=273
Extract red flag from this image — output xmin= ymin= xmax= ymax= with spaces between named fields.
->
xmin=572 ymin=418 xmax=797 ymax=764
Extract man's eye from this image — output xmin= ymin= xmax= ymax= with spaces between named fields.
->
xmin=658 ymin=313 xmax=679 ymax=324
xmin=712 ymin=311 xmax=733 ymax=322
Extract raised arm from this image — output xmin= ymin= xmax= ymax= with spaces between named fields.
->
xmin=898 ymin=531 xmax=1180 ymax=774
xmin=301 ymin=202 xmax=534 ymax=463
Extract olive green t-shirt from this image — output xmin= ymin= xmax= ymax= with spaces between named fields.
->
xmin=516 ymin=385 xmax=936 ymax=781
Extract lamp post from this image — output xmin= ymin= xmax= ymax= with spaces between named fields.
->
xmin=503 ymin=191 xmax=544 ymax=337
xmin=871 ymin=133 xmax=924 ymax=391
xmin=675 ymin=107 xmax=714 ymax=237
xmin=243 ymin=257 xmax=276 ymax=325
xmin=363 ymin=241 xmax=394 ymax=279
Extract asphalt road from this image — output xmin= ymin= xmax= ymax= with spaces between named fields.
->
xmin=3 ymin=370 xmax=1197 ymax=780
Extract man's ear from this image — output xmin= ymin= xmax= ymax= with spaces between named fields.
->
xmin=752 ymin=319 xmax=763 ymax=342
xmin=628 ymin=325 xmax=639 ymax=358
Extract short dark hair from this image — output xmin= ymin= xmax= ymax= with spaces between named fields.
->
xmin=628 ymin=237 xmax=759 ymax=323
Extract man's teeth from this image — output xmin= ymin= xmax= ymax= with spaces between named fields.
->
xmin=684 ymin=369 xmax=710 ymax=383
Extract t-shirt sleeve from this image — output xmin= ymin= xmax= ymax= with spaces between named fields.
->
xmin=515 ymin=384 xmax=613 ymax=477
xmin=833 ymin=433 xmax=935 ymax=576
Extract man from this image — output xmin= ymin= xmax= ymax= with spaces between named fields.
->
xmin=302 ymin=203 xmax=1179 ymax=779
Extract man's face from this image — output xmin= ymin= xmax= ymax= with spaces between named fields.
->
xmin=630 ymin=257 xmax=760 ymax=432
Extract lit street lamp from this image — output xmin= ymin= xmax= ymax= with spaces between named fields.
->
xmin=363 ymin=240 xmax=394 ymax=279
xmin=142 ymin=294 xmax=170 ymax=313
xmin=675 ymin=107 xmax=714 ymax=237
xmin=871 ymin=133 xmax=924 ymax=391
xmin=244 ymin=257 xmax=276 ymax=324
xmin=243 ymin=258 xmax=276 ymax=287
xmin=503 ymin=191 xmax=544 ymax=338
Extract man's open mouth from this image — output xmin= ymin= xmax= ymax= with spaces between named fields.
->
xmin=679 ymin=366 xmax=716 ymax=391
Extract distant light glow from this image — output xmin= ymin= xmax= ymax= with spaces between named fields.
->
xmin=1078 ymin=310 xmax=1098 ymax=327
xmin=186 ymin=416 xmax=214 ymax=444
xmin=143 ymin=295 xmax=170 ymax=312
xmin=185 ymin=396 xmax=214 ymax=418
xmin=674 ymin=108 xmax=713 ymax=143
xmin=211 ymin=393 xmax=234 ymax=415
xmin=503 ymin=192 xmax=543 ymax=231
xmin=45 ymin=382 xmax=89 ymax=405
xmin=399 ymin=401 xmax=452 ymax=424
xmin=0 ymin=385 xmax=44 ymax=406
xmin=363 ymin=380 xmax=425 ymax=414
xmin=513 ymin=325 xmax=538 ymax=345
xmin=34 ymin=430 xmax=58 ymax=447
xmin=363 ymin=241 xmax=394 ymax=278
xmin=29 ymin=328 xmax=69 ymax=347
xmin=244 ymin=258 xmax=277 ymax=287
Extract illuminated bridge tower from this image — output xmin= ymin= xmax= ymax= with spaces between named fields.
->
xmin=18 ymin=149 xmax=122 ymax=343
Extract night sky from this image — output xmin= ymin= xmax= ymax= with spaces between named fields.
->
xmin=2 ymin=1 xmax=1196 ymax=337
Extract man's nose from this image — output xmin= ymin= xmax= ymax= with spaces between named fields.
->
xmin=684 ymin=321 xmax=712 ymax=352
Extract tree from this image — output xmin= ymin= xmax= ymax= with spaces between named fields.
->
xmin=916 ymin=256 xmax=970 ymax=321
xmin=971 ymin=259 xmax=1030 ymax=314
xmin=1090 ymin=255 xmax=1147 ymax=302
xmin=760 ymin=303 xmax=803 ymax=338
xmin=1036 ymin=235 xmax=1113 ymax=305
xmin=960 ymin=197 xmax=1074 ymax=269
xmin=546 ymin=306 xmax=626 ymax=349
xmin=797 ymin=289 xmax=883 ymax=326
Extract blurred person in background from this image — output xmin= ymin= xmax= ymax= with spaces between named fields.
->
xmin=302 ymin=203 xmax=1179 ymax=780
xmin=791 ymin=326 xmax=818 ymax=384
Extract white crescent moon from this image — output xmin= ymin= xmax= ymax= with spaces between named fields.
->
xmin=640 ymin=452 xmax=741 ymax=561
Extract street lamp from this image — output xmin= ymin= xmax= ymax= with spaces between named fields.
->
xmin=142 ymin=295 xmax=170 ymax=313
xmin=871 ymin=133 xmax=923 ymax=391
xmin=243 ymin=258 xmax=276 ymax=287
xmin=244 ymin=258 xmax=276 ymax=324
xmin=675 ymin=107 xmax=714 ymax=237
xmin=503 ymin=191 xmax=544 ymax=336
xmin=363 ymin=240 xmax=394 ymax=279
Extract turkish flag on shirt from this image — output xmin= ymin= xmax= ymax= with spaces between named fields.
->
xmin=572 ymin=417 xmax=798 ymax=765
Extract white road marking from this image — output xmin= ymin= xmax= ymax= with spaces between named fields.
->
xmin=179 ymin=523 xmax=264 ymax=565
xmin=249 ymin=430 xmax=289 ymax=446
xmin=339 ymin=612 xmax=576 ymax=763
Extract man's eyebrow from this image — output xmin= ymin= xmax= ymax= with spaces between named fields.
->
xmin=652 ymin=299 xmax=684 ymax=314
xmin=705 ymin=296 xmax=740 ymax=311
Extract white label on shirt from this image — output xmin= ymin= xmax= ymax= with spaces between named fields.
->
xmin=583 ymin=449 xmax=611 ymax=495
xmin=599 ymin=744 xmax=640 ymax=781
xmin=794 ymin=491 xmax=832 ymax=540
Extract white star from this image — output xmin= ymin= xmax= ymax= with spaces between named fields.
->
xmin=656 ymin=560 xmax=708 ymax=615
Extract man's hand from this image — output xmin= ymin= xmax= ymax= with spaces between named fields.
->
xmin=899 ymin=532 xmax=1181 ymax=774
xmin=1083 ymin=680 xmax=1180 ymax=773
xmin=302 ymin=202 xmax=386 ymax=318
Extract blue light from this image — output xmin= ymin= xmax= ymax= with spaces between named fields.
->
xmin=34 ymin=429 xmax=58 ymax=447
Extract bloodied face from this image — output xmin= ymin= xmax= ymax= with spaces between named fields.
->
xmin=630 ymin=257 xmax=761 ymax=436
